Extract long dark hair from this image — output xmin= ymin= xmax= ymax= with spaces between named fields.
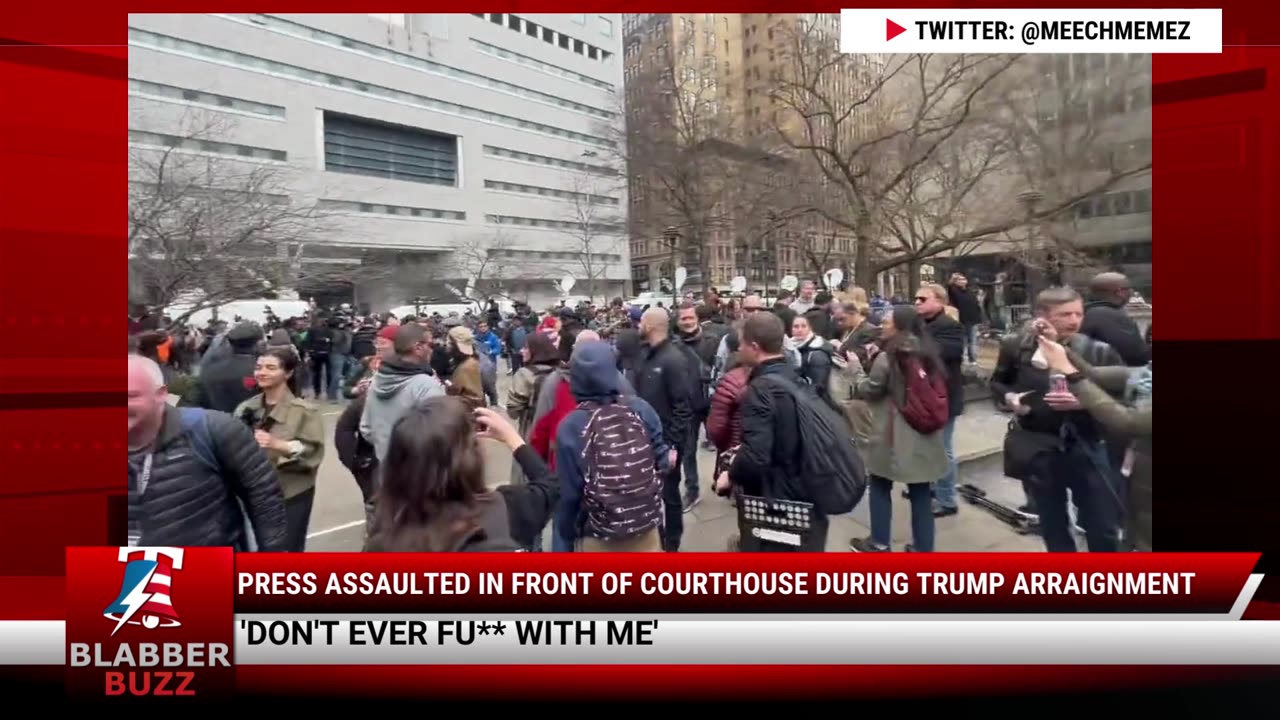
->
xmin=260 ymin=346 xmax=301 ymax=397
xmin=882 ymin=305 xmax=945 ymax=379
xmin=366 ymin=396 xmax=492 ymax=552
xmin=524 ymin=331 xmax=559 ymax=366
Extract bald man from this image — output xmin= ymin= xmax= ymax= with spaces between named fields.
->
xmin=1081 ymin=272 xmax=1148 ymax=366
xmin=630 ymin=307 xmax=695 ymax=551
xmin=128 ymin=354 xmax=288 ymax=550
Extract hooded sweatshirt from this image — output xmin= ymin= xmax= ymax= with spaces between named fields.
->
xmin=552 ymin=341 xmax=670 ymax=552
xmin=358 ymin=356 xmax=446 ymax=461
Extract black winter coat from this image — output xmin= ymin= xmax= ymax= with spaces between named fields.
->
xmin=629 ymin=338 xmax=694 ymax=447
xmin=729 ymin=358 xmax=807 ymax=503
xmin=924 ymin=312 xmax=967 ymax=418
xmin=191 ymin=351 xmax=258 ymax=413
xmin=1082 ymin=301 xmax=1149 ymax=367
xmin=130 ymin=407 xmax=288 ymax=550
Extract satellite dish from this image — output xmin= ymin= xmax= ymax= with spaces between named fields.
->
xmin=730 ymin=276 xmax=747 ymax=293
xmin=674 ymin=266 xmax=688 ymax=292
xmin=559 ymin=275 xmax=576 ymax=294
xmin=780 ymin=275 xmax=799 ymax=292
xmin=824 ymin=268 xmax=844 ymax=290
xmin=444 ymin=283 xmax=463 ymax=297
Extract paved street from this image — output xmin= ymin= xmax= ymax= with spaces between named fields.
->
xmin=304 ymin=368 xmax=1041 ymax=553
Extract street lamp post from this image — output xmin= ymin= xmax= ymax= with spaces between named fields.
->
xmin=662 ymin=226 xmax=681 ymax=294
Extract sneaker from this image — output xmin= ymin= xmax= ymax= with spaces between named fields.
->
xmin=682 ymin=491 xmax=701 ymax=513
xmin=849 ymin=537 xmax=890 ymax=552
xmin=932 ymin=501 xmax=958 ymax=518
xmin=904 ymin=543 xmax=917 ymax=552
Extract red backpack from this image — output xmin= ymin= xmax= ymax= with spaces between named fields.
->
xmin=895 ymin=355 xmax=949 ymax=435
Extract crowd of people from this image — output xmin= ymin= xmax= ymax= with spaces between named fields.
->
xmin=126 ymin=270 xmax=1151 ymax=554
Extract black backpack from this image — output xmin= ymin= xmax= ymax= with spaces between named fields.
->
xmin=754 ymin=375 xmax=867 ymax=516
xmin=577 ymin=401 xmax=664 ymax=541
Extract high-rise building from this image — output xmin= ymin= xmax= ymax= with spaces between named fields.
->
xmin=128 ymin=13 xmax=629 ymax=310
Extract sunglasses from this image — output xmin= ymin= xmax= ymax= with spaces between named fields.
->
xmin=913 ymin=296 xmax=930 ymax=303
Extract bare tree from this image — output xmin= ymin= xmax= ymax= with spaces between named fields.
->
xmin=770 ymin=22 xmax=1151 ymax=292
xmin=559 ymin=171 xmax=627 ymax=304
xmin=447 ymin=227 xmax=529 ymax=306
xmin=128 ymin=114 xmax=333 ymax=323
xmin=617 ymin=20 xmax=741 ymax=289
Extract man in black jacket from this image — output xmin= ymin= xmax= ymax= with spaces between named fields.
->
xmin=988 ymin=288 xmax=1124 ymax=552
xmin=189 ymin=322 xmax=262 ymax=412
xmin=630 ymin=307 xmax=693 ymax=551
xmin=1081 ymin=272 xmax=1149 ymax=367
xmin=916 ymin=284 xmax=967 ymax=516
xmin=946 ymin=273 xmax=984 ymax=363
xmin=128 ymin=354 xmax=287 ymax=550
xmin=729 ymin=312 xmax=828 ymax=551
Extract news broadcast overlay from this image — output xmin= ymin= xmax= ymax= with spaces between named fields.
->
xmin=13 ymin=548 xmax=1268 ymax=698
xmin=840 ymin=8 xmax=1223 ymax=53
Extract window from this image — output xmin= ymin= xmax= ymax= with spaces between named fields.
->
xmin=128 ymin=130 xmax=286 ymax=161
xmin=489 ymin=13 xmax=503 ymax=25
xmin=323 ymin=112 xmax=457 ymax=186
xmin=525 ymin=21 xmax=538 ymax=37
xmin=600 ymin=17 xmax=613 ymax=37
xmin=574 ymin=39 xmax=584 ymax=55
xmin=482 ymin=145 xmax=617 ymax=176
xmin=572 ymin=14 xmax=586 ymax=24
xmin=484 ymin=179 xmax=619 ymax=205
xmin=507 ymin=15 xmax=520 ymax=31
xmin=128 ymin=79 xmax=286 ymax=119
xmin=542 ymin=27 xmax=554 ymax=43
xmin=559 ymin=34 xmax=570 ymax=49
xmin=1133 ymin=188 xmax=1151 ymax=212
xmin=317 ymin=199 xmax=465 ymax=222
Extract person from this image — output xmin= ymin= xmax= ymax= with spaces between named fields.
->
xmin=914 ymin=284 xmax=967 ymax=517
xmin=946 ymin=273 xmax=984 ymax=364
xmin=673 ymin=302 xmax=713 ymax=510
xmin=306 ymin=317 xmax=335 ymax=401
xmin=1082 ymin=272 xmax=1149 ymax=367
xmin=727 ymin=311 xmax=833 ymax=551
xmin=553 ymin=341 xmax=671 ymax=552
xmin=329 ymin=318 xmax=354 ymax=394
xmin=629 ymin=308 xmax=693 ymax=551
xmin=234 ymin=347 xmax=326 ymax=552
xmin=127 ymin=354 xmax=287 ymax=550
xmin=830 ymin=302 xmax=881 ymax=447
xmin=847 ymin=305 xmax=950 ymax=552
xmin=364 ymin=399 xmax=558 ymax=551
xmin=790 ymin=280 xmax=818 ymax=315
xmin=506 ymin=332 xmax=561 ymax=486
xmin=989 ymin=287 xmax=1125 ymax=552
xmin=791 ymin=315 xmax=835 ymax=405
xmin=445 ymin=326 xmax=485 ymax=411
xmin=1036 ymin=336 xmax=1152 ymax=551
xmin=188 ymin=321 xmax=263 ymax=412
xmin=474 ymin=320 xmax=502 ymax=407
xmin=359 ymin=324 xmax=446 ymax=463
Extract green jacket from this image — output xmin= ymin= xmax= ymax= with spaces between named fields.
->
xmin=850 ymin=350 xmax=949 ymax=484
xmin=234 ymin=390 xmax=326 ymax=499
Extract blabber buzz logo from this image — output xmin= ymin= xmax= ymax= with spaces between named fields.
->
xmin=104 ymin=547 xmax=184 ymax=635
xmin=67 ymin=546 xmax=234 ymax=698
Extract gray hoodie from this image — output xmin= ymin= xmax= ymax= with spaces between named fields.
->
xmin=358 ymin=357 xmax=446 ymax=461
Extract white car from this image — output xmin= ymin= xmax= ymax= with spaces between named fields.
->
xmin=626 ymin=291 xmax=675 ymax=308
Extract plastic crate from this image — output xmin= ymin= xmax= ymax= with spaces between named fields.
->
xmin=736 ymin=493 xmax=816 ymax=551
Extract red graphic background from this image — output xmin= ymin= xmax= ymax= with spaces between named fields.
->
xmin=0 ymin=0 xmax=1276 ymax=702
xmin=64 ymin=547 xmax=235 ymax=698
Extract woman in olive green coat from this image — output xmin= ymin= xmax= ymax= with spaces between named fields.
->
xmin=235 ymin=346 xmax=326 ymax=552
xmin=847 ymin=305 xmax=950 ymax=553
xmin=1038 ymin=336 xmax=1152 ymax=551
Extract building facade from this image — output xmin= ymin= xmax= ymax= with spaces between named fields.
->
xmin=128 ymin=13 xmax=629 ymax=311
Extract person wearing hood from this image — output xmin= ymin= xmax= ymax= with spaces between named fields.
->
xmin=552 ymin=340 xmax=671 ymax=552
xmin=189 ymin=322 xmax=263 ymax=412
xmin=359 ymin=324 xmax=446 ymax=463
xmin=444 ymin=326 xmax=485 ymax=411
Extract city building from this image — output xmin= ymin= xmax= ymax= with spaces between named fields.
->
xmin=623 ymin=13 xmax=858 ymax=294
xmin=944 ymin=53 xmax=1153 ymax=303
xmin=128 ymin=13 xmax=629 ymax=311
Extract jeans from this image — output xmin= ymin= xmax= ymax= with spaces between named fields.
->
xmin=965 ymin=324 xmax=979 ymax=363
xmin=661 ymin=464 xmax=684 ymax=551
xmin=284 ymin=488 xmax=315 ymax=552
xmin=869 ymin=476 xmax=935 ymax=551
xmin=682 ymin=426 xmax=700 ymax=497
xmin=1026 ymin=444 xmax=1121 ymax=552
xmin=934 ymin=417 xmax=958 ymax=509
xmin=326 ymin=353 xmax=348 ymax=401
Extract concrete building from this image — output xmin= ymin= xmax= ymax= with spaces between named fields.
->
xmin=128 ymin=13 xmax=629 ymax=311
xmin=944 ymin=53 xmax=1153 ymax=304
xmin=623 ymin=13 xmax=859 ymax=293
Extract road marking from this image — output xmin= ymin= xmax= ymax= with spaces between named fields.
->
xmin=306 ymin=519 xmax=365 ymax=539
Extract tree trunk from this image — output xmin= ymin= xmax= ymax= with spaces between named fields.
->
xmin=853 ymin=230 xmax=874 ymax=290
xmin=905 ymin=259 xmax=922 ymax=297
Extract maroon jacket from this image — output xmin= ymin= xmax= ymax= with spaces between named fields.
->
xmin=707 ymin=366 xmax=750 ymax=453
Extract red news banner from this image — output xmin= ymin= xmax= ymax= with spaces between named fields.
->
xmin=236 ymin=553 xmax=1261 ymax=614
xmin=62 ymin=549 xmax=1263 ymax=699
